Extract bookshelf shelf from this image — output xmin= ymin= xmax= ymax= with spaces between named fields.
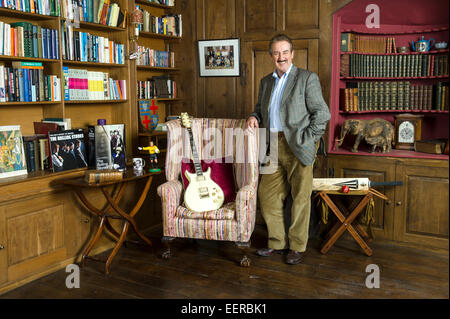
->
xmin=0 ymin=101 xmax=60 ymax=106
xmin=137 ymin=98 xmax=181 ymax=102
xmin=64 ymin=99 xmax=128 ymax=104
xmin=0 ymin=166 xmax=86 ymax=187
xmin=138 ymin=131 xmax=167 ymax=137
xmin=62 ymin=60 xmax=126 ymax=68
xmin=0 ymin=7 xmax=59 ymax=20
xmin=328 ymin=148 xmax=449 ymax=160
xmin=137 ymin=65 xmax=180 ymax=72
xmin=341 ymin=76 xmax=449 ymax=80
xmin=64 ymin=19 xmax=127 ymax=32
xmin=0 ymin=55 xmax=60 ymax=62
xmin=341 ymin=24 xmax=449 ymax=35
xmin=135 ymin=0 xmax=174 ymax=10
xmin=139 ymin=31 xmax=181 ymax=41
xmin=339 ymin=110 xmax=449 ymax=114
xmin=341 ymin=49 xmax=449 ymax=56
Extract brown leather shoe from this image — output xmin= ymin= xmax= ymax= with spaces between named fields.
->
xmin=285 ymin=250 xmax=304 ymax=265
xmin=256 ymin=247 xmax=287 ymax=257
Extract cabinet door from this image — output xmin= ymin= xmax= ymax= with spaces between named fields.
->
xmin=1 ymin=196 xmax=68 ymax=284
xmin=328 ymin=155 xmax=396 ymax=240
xmin=394 ymin=162 xmax=449 ymax=249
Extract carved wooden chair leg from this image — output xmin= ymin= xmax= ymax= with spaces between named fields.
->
xmin=236 ymin=241 xmax=251 ymax=267
xmin=161 ymin=236 xmax=175 ymax=259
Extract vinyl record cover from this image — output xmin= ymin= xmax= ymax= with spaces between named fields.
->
xmin=48 ymin=128 xmax=88 ymax=172
xmin=0 ymin=125 xmax=28 ymax=178
xmin=93 ymin=124 xmax=126 ymax=170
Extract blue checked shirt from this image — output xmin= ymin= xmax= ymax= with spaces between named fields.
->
xmin=268 ymin=64 xmax=293 ymax=132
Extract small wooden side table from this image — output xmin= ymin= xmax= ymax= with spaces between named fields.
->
xmin=314 ymin=188 xmax=387 ymax=256
xmin=63 ymin=169 xmax=161 ymax=274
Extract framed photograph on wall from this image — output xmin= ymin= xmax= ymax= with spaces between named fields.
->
xmin=198 ymin=38 xmax=240 ymax=77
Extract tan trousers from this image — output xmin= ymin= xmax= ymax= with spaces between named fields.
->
xmin=258 ymin=133 xmax=315 ymax=252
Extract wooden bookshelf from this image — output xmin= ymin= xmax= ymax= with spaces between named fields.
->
xmin=327 ymin=0 xmax=449 ymax=251
xmin=132 ymin=0 xmax=181 ymax=162
xmin=331 ymin=12 xmax=449 ymax=159
xmin=0 ymin=0 xmax=166 ymax=295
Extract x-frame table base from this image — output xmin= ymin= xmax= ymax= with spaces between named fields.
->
xmin=316 ymin=189 xmax=385 ymax=257
xmin=64 ymin=171 xmax=158 ymax=274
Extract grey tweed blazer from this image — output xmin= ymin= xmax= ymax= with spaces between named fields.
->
xmin=249 ymin=65 xmax=331 ymax=166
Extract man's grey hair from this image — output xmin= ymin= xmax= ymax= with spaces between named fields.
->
xmin=269 ymin=34 xmax=293 ymax=54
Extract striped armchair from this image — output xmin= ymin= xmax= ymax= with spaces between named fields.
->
xmin=157 ymin=118 xmax=259 ymax=266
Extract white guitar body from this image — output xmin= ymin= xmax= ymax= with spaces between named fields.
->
xmin=183 ymin=167 xmax=225 ymax=212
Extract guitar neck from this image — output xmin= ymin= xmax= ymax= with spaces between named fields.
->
xmin=187 ymin=127 xmax=203 ymax=176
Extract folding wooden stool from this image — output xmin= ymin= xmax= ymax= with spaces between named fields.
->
xmin=315 ymin=188 xmax=387 ymax=256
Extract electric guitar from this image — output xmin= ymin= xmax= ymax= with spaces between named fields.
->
xmin=180 ymin=113 xmax=225 ymax=212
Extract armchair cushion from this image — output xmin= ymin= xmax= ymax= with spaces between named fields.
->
xmin=181 ymin=157 xmax=236 ymax=204
xmin=176 ymin=201 xmax=236 ymax=220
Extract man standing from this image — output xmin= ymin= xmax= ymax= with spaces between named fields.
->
xmin=246 ymin=34 xmax=330 ymax=265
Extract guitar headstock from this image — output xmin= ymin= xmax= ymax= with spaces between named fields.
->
xmin=180 ymin=112 xmax=192 ymax=128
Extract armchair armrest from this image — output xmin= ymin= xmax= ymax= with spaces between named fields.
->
xmin=235 ymin=184 xmax=257 ymax=223
xmin=235 ymin=184 xmax=258 ymax=242
xmin=157 ymin=180 xmax=183 ymax=218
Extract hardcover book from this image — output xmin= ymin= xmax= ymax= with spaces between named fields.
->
xmin=414 ymin=139 xmax=447 ymax=154
xmin=48 ymin=128 xmax=88 ymax=172
xmin=0 ymin=125 xmax=28 ymax=179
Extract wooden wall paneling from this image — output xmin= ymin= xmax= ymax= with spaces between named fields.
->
xmin=242 ymin=0 xmax=277 ymax=34
xmin=196 ymin=0 xmax=239 ymax=119
xmin=285 ymin=0 xmax=319 ymax=30
xmin=241 ymin=39 xmax=319 ymax=118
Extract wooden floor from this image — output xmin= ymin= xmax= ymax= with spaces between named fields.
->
xmin=1 ymin=224 xmax=448 ymax=299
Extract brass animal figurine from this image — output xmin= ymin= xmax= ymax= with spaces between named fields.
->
xmin=335 ymin=118 xmax=394 ymax=153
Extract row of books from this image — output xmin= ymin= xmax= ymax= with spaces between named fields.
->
xmin=60 ymin=0 xmax=126 ymax=28
xmin=0 ymin=120 xmax=68 ymax=177
xmin=22 ymin=133 xmax=50 ymax=172
xmin=341 ymin=81 xmax=449 ymax=112
xmin=63 ymin=67 xmax=126 ymax=101
xmin=340 ymin=53 xmax=449 ymax=78
xmin=341 ymin=32 xmax=398 ymax=54
xmin=136 ymin=46 xmax=175 ymax=68
xmin=136 ymin=6 xmax=182 ymax=37
xmin=0 ymin=63 xmax=61 ymax=102
xmin=0 ymin=21 xmax=60 ymax=59
xmin=0 ymin=0 xmax=61 ymax=16
xmin=0 ymin=121 xmax=127 ymax=178
xmin=61 ymin=21 xmax=125 ymax=64
xmin=137 ymin=76 xmax=176 ymax=99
